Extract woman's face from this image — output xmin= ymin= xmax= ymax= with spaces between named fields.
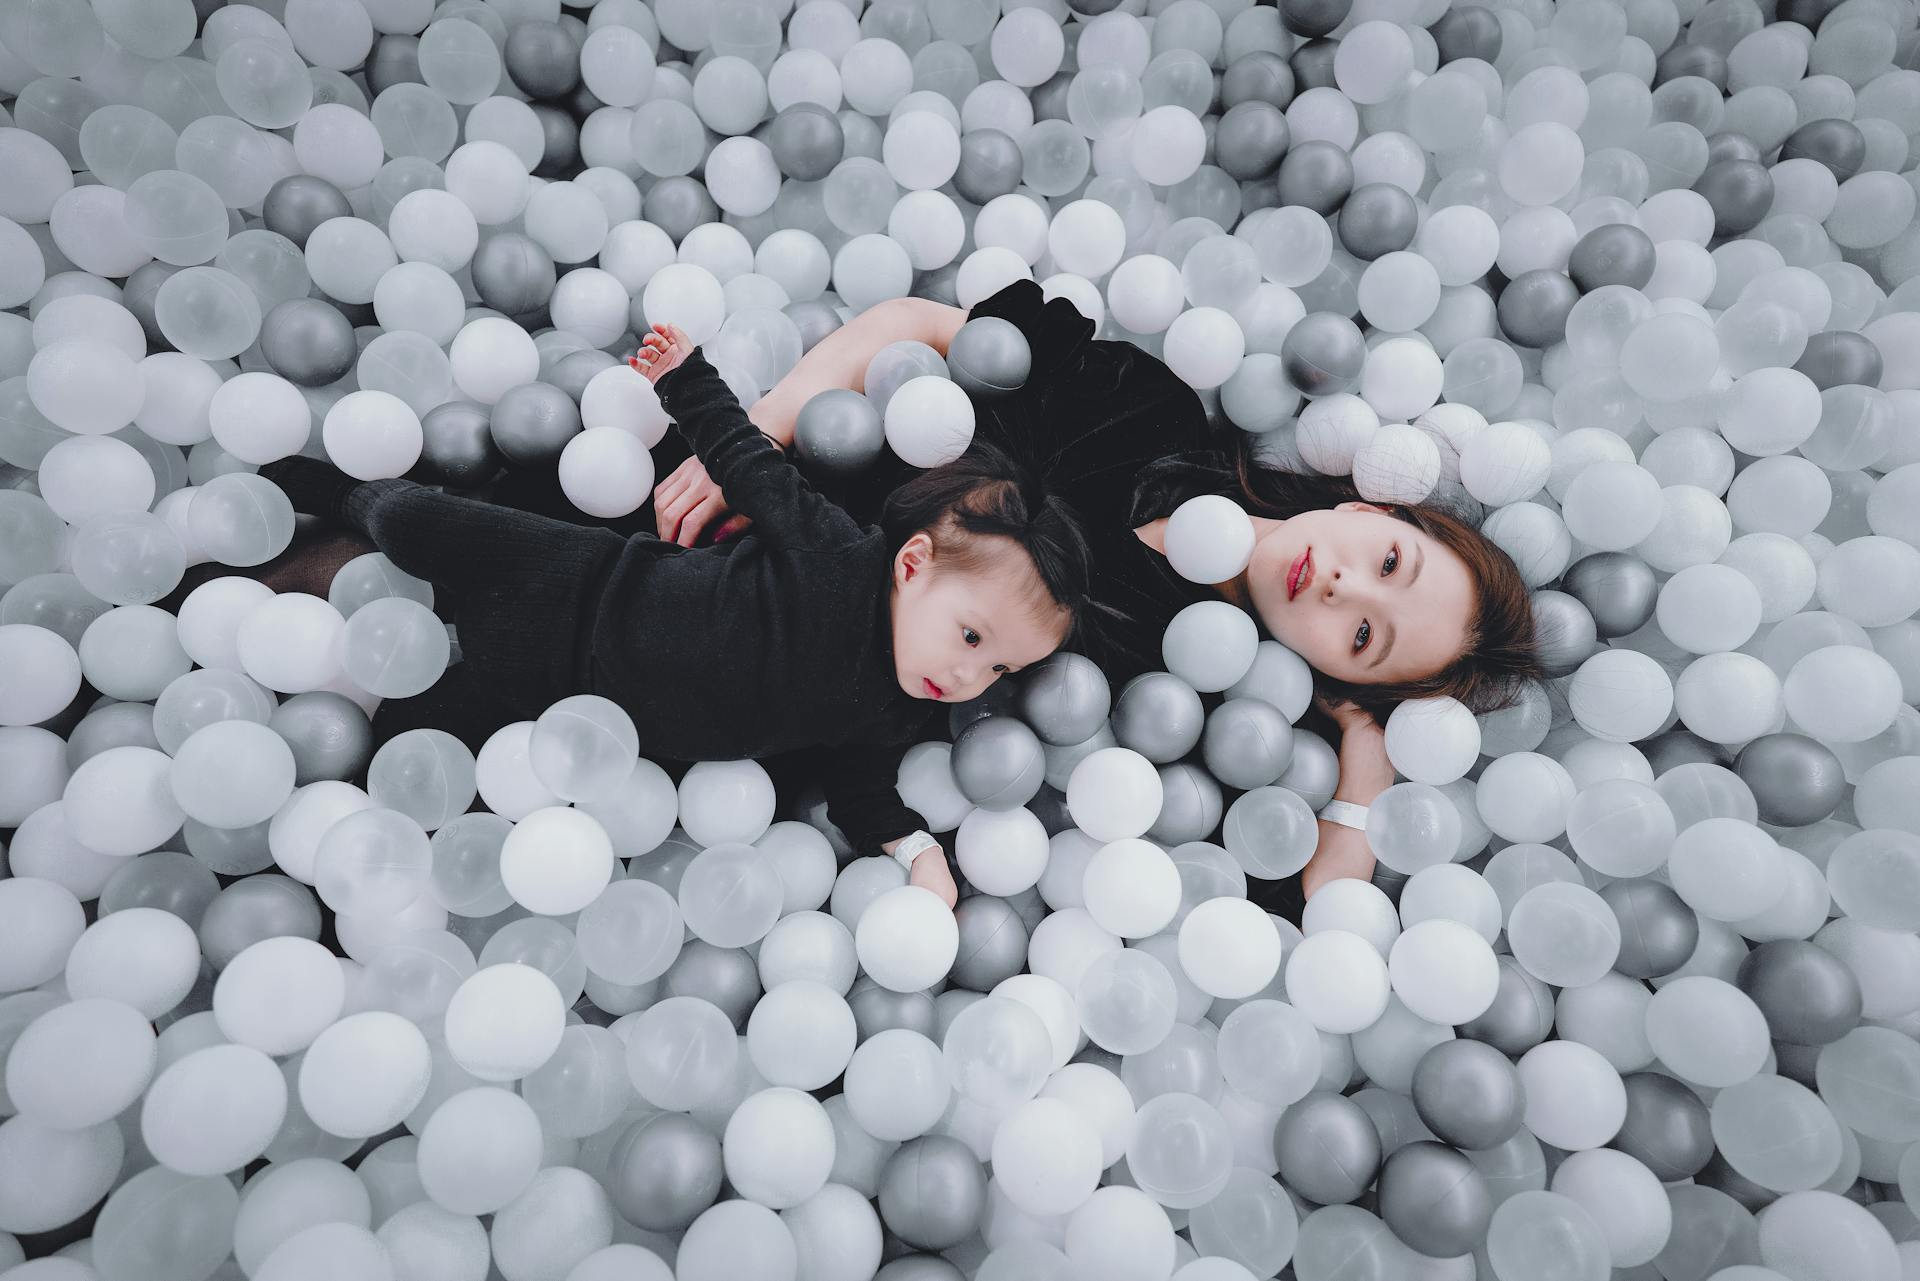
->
xmin=1243 ymin=502 xmax=1475 ymax=686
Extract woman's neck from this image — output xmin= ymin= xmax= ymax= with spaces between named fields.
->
xmin=1134 ymin=513 xmax=1284 ymax=611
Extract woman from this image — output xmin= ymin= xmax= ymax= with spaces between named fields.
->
xmin=639 ymin=280 xmax=1542 ymax=900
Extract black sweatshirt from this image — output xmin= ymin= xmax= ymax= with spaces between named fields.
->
xmin=586 ymin=348 xmax=940 ymax=847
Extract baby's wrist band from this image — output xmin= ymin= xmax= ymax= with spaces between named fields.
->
xmin=1316 ymin=800 xmax=1369 ymax=831
xmin=890 ymin=830 xmax=940 ymax=873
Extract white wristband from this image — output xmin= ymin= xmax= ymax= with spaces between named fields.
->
xmin=1317 ymin=800 xmax=1370 ymax=831
xmin=890 ymin=830 xmax=940 ymax=873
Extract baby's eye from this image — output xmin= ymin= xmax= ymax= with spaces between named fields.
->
xmin=963 ymin=628 xmax=980 ymax=646
xmin=1354 ymin=620 xmax=1371 ymax=653
xmin=1382 ymin=547 xmax=1399 ymax=576
xmin=992 ymin=663 xmax=1009 ymax=674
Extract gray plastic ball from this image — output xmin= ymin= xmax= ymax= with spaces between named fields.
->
xmin=1222 ymin=51 xmax=1296 ymax=110
xmin=1147 ymin=763 xmax=1224 ymax=846
xmin=850 ymin=980 xmax=939 ymax=1041
xmin=954 ymin=129 xmax=1025 ymax=205
xmin=1781 ymin=118 xmax=1868 ymax=181
xmin=367 ymin=35 xmax=423 ymax=96
xmin=1654 ymin=42 xmax=1728 ymax=90
xmin=1377 ymin=1141 xmax=1494 ymax=1258
xmin=875 ymin=1258 xmax=964 ymax=1281
xmin=1600 ymin=879 xmax=1699 ymax=981
xmin=793 ymin=388 xmax=885 ymax=476
xmin=786 ymin=300 xmax=844 ymax=354
xmin=490 ymin=381 xmax=582 ymax=468
xmin=269 ymin=691 xmax=373 ymax=786
xmin=1567 ymin=223 xmax=1657 ymax=293
xmin=413 ymin=401 xmax=499 ymax=490
xmin=1794 ymin=329 xmax=1884 ymax=390
xmin=122 ymin=261 xmax=181 ymax=351
xmin=1274 ymin=138 xmax=1352 ymax=215
xmin=1496 ymin=269 xmax=1581 ymax=349
xmin=1016 ymin=653 xmax=1110 ymax=748
xmin=1560 ymin=552 xmax=1658 ymax=638
xmin=951 ymin=895 xmax=1030 ymax=992
xmin=767 ymin=104 xmax=845 ymax=182
xmin=865 ymin=341 xmax=950 ymax=419
xmin=504 ymin=20 xmax=580 ymax=99
xmin=1281 ymin=311 xmax=1368 ymax=396
xmin=1283 ymin=0 xmax=1350 ymax=40
xmin=1337 ymin=183 xmax=1418 ymax=261
xmin=662 ymin=941 xmax=761 ymax=1029
xmin=1432 ymin=5 xmax=1502 ymax=63
xmin=1735 ymin=940 xmax=1863 ymax=1046
xmin=1530 ymin=589 xmax=1598 ymax=677
xmin=1695 ymin=159 xmax=1774 ymax=236
xmin=947 ymin=681 xmax=1021 ymax=740
xmin=1706 ymin=131 xmax=1763 ymax=166
xmin=470 ymin=233 xmax=558 ymax=317
xmin=1641 ymin=730 xmax=1724 ymax=775
xmin=606 ymin=1112 xmax=722 ymax=1231
xmin=1410 ymin=1039 xmax=1526 ymax=1152
xmin=1110 ymin=672 xmax=1205 ymax=764
xmin=1216 ymin=101 xmax=1291 ymax=181
xmin=260 ymin=298 xmax=357 ymax=387
xmin=550 ymin=349 xmax=618 ymax=404
xmin=1456 ymin=956 xmax=1555 ymax=1056
xmin=1694 ymin=1149 xmax=1775 ymax=1213
xmin=950 ymin=715 xmax=1047 ymax=812
xmin=1273 ymin=1091 xmax=1382 ymax=1205
xmin=1613 ymin=1071 xmax=1715 ymax=1181
xmin=878 ymin=1136 xmax=988 ymax=1250
xmin=913 ymin=264 xmax=963 ymax=308
xmin=1202 ymin=698 xmax=1294 ymax=791
xmin=1030 ymin=69 xmax=1073 ymax=124
xmin=645 ymin=176 xmax=719 ymax=244
xmin=262 ymin=175 xmax=351 ymax=249
xmin=946 ymin=317 xmax=1032 ymax=400
xmin=531 ymin=103 xmax=579 ymax=178
xmin=1734 ymin=733 xmax=1847 ymax=826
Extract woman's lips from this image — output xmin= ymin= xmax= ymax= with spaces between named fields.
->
xmin=924 ymin=678 xmax=945 ymax=699
xmin=1288 ymin=548 xmax=1313 ymax=600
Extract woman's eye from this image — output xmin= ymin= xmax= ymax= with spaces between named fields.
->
xmin=963 ymin=628 xmax=980 ymax=646
xmin=1354 ymin=620 xmax=1371 ymax=653
xmin=1382 ymin=547 xmax=1399 ymax=576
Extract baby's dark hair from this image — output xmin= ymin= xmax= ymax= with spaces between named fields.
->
xmin=879 ymin=440 xmax=1098 ymax=642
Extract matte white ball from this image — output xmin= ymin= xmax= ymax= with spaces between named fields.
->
xmin=1065 ymin=748 xmax=1164 ymax=842
xmin=1383 ymin=697 xmax=1481 ymax=785
xmin=855 ymin=885 xmax=959 ymax=992
xmin=1164 ymin=495 xmax=1256 ymax=585
xmin=883 ymin=375 xmax=975 ymax=467
xmin=1082 ymin=838 xmax=1180 ymax=939
xmin=1178 ymin=897 xmax=1283 ymax=1000
xmin=559 ymin=427 xmax=656 ymax=519
xmin=1387 ymin=919 xmax=1499 ymax=1026
xmin=499 ymin=807 xmax=614 ymax=916
xmin=1284 ymin=929 xmax=1391 ymax=1033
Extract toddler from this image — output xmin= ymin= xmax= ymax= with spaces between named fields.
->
xmin=263 ymin=324 xmax=1096 ymax=906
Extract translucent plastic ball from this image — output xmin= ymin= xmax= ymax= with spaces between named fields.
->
xmin=153 ymin=267 xmax=263 ymax=361
xmin=626 ymin=996 xmax=739 ymax=1111
xmin=320 ymin=389 xmax=423 ymax=482
xmin=443 ymin=962 xmax=566 ymax=1082
xmin=680 ymin=843 xmax=785 ymax=948
xmin=1668 ymin=817 xmax=1786 ymax=923
xmin=1163 ymin=495 xmax=1255 ymax=586
xmin=1074 ymin=946 xmax=1178 ymax=1056
xmin=1163 ymin=307 xmax=1246 ymax=391
xmin=1508 ymin=882 xmax=1621 ymax=988
xmin=38 ymin=434 xmax=156 ymax=524
xmin=170 ymin=719 xmax=296 ymax=829
xmin=1066 ymin=748 xmax=1164 ymax=842
xmin=341 ymin=597 xmax=448 ymax=699
xmin=854 ymin=884 xmax=959 ymax=993
xmin=60 ymin=744 xmax=184 ymax=857
xmin=1567 ymin=649 xmax=1675 ymax=744
xmin=1565 ymin=780 xmax=1676 ymax=878
xmin=943 ymin=993 xmax=1054 ymax=1109
xmin=1458 ymin=420 xmax=1550 ymax=505
xmin=843 ymin=1028 xmax=949 ymax=1142
xmin=296 ymin=1010 xmax=432 ymax=1139
xmin=1365 ymin=783 xmax=1463 ymax=877
xmin=1487 ymin=1191 xmax=1614 ymax=1281
xmin=1178 ymin=896 xmax=1282 ymax=1001
xmin=499 ymin=807 xmax=614 ymax=917
xmin=1644 ymin=976 xmax=1771 ymax=1089
xmin=141 ymin=1042 xmax=288 ymax=1175
xmin=5 ymin=997 xmax=157 ymax=1131
xmin=1383 ymin=698 xmax=1481 ymax=785
xmin=1517 ymin=1041 xmax=1626 ymax=1151
xmin=527 ymin=695 xmax=639 ymax=805
xmin=1388 ymin=920 xmax=1499 ymax=1026
xmin=314 ymin=805 xmax=432 ymax=917
xmin=992 ymin=1097 xmax=1104 ymax=1217
xmin=1357 ymin=339 xmax=1445 ymax=424
xmin=1784 ymin=646 xmax=1904 ymax=744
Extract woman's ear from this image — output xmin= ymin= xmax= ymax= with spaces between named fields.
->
xmin=1334 ymin=500 xmax=1398 ymax=516
xmin=893 ymin=532 xmax=934 ymax=588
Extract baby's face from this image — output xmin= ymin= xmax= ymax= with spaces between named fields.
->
xmin=891 ymin=561 xmax=1067 ymax=704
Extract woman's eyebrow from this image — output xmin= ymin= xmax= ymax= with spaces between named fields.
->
xmin=1406 ymin=541 xmax=1424 ymax=588
xmin=1372 ymin=619 xmax=1396 ymax=670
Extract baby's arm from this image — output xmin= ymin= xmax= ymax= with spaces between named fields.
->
xmin=633 ymin=325 xmax=864 ymax=549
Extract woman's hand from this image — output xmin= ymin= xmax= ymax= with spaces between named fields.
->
xmin=653 ymin=455 xmax=751 ymax=546
xmin=1315 ymin=693 xmax=1382 ymax=741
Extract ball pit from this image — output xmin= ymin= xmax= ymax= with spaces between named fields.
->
xmin=1 ymin=0 xmax=1920 ymax=1277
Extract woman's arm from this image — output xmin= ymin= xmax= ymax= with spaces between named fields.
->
xmin=746 ymin=297 xmax=969 ymax=449
xmin=1299 ymin=710 xmax=1395 ymax=902
xmin=656 ymin=297 xmax=968 ymax=546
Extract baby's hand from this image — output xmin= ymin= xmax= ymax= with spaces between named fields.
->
xmin=909 ymin=845 xmax=959 ymax=910
xmin=629 ymin=323 xmax=694 ymax=384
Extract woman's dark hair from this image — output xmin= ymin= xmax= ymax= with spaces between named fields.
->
xmin=880 ymin=439 xmax=1098 ymax=642
xmin=1230 ymin=437 xmax=1545 ymax=720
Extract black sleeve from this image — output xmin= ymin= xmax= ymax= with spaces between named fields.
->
xmin=965 ymin=280 xmax=1217 ymax=531
xmin=653 ymin=350 xmax=867 ymax=550
xmin=820 ymin=742 xmax=929 ymax=856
